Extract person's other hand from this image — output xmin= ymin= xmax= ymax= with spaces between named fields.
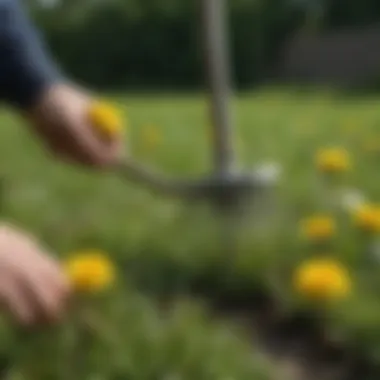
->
xmin=0 ymin=224 xmax=70 ymax=326
xmin=27 ymin=83 xmax=124 ymax=168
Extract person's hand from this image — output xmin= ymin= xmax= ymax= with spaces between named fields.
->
xmin=27 ymin=83 xmax=124 ymax=168
xmin=0 ymin=224 xmax=70 ymax=326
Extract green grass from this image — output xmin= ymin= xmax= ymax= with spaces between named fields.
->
xmin=2 ymin=88 xmax=380 ymax=377
xmin=0 ymin=290 xmax=274 ymax=379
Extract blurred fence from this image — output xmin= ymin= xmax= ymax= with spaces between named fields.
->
xmin=278 ymin=23 xmax=380 ymax=87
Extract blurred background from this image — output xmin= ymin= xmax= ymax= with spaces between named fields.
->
xmin=28 ymin=0 xmax=380 ymax=91
xmin=3 ymin=1 xmax=380 ymax=379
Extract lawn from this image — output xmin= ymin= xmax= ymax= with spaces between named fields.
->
xmin=1 ymin=88 xmax=380 ymax=378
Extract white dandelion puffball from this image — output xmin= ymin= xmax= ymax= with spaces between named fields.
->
xmin=340 ymin=188 xmax=366 ymax=212
xmin=255 ymin=162 xmax=282 ymax=185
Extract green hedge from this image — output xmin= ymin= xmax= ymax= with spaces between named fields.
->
xmin=31 ymin=0 xmax=300 ymax=89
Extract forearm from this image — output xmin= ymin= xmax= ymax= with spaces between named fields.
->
xmin=0 ymin=0 xmax=59 ymax=109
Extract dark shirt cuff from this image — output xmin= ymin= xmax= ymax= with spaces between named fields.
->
xmin=0 ymin=0 xmax=60 ymax=109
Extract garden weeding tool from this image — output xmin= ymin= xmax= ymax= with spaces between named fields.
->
xmin=90 ymin=0 xmax=276 ymax=211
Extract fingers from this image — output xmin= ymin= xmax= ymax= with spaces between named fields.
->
xmin=63 ymin=121 xmax=123 ymax=168
xmin=50 ymin=136 xmax=122 ymax=168
xmin=20 ymin=272 xmax=67 ymax=325
xmin=71 ymin=98 xmax=123 ymax=167
xmin=21 ymin=250 xmax=71 ymax=325
xmin=0 ymin=276 xmax=34 ymax=325
xmin=13 ymin=268 xmax=69 ymax=326
xmin=28 ymin=84 xmax=125 ymax=168
xmin=0 ymin=246 xmax=71 ymax=326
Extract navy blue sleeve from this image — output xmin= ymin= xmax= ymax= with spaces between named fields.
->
xmin=0 ymin=0 xmax=60 ymax=109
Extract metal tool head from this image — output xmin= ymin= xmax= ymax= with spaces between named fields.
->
xmin=187 ymin=170 xmax=276 ymax=206
xmin=108 ymin=0 xmax=277 ymax=213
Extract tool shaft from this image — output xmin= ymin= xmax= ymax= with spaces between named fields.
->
xmin=201 ymin=0 xmax=236 ymax=175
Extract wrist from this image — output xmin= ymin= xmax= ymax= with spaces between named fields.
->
xmin=7 ymin=65 xmax=61 ymax=111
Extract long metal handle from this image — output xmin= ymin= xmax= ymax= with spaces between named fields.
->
xmin=87 ymin=0 xmax=256 ymax=200
xmin=200 ymin=0 xmax=236 ymax=175
xmin=115 ymin=160 xmax=196 ymax=197
xmin=115 ymin=159 xmax=263 ymax=201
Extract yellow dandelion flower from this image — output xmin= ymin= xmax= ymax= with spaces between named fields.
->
xmin=64 ymin=250 xmax=116 ymax=293
xmin=88 ymin=101 xmax=124 ymax=138
xmin=315 ymin=147 xmax=350 ymax=173
xmin=293 ymin=258 xmax=351 ymax=301
xmin=353 ymin=203 xmax=380 ymax=234
xmin=300 ymin=215 xmax=336 ymax=242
